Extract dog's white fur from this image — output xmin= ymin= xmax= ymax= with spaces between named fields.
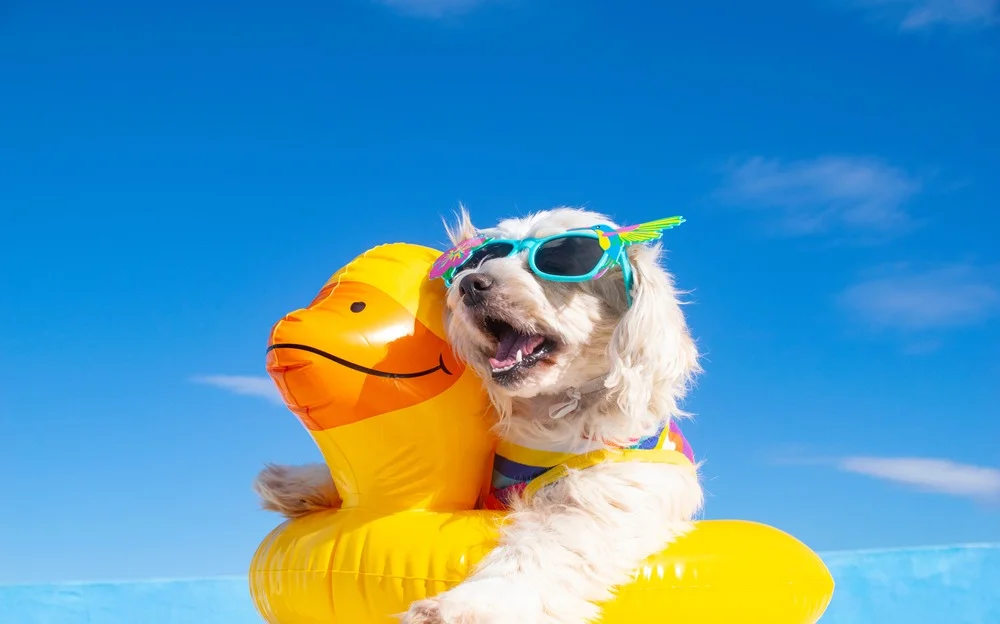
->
xmin=254 ymin=207 xmax=703 ymax=624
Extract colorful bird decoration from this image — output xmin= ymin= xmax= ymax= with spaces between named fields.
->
xmin=591 ymin=216 xmax=686 ymax=255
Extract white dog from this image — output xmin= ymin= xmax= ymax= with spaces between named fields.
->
xmin=254 ymin=206 xmax=704 ymax=624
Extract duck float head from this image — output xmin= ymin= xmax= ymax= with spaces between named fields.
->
xmin=265 ymin=242 xmax=495 ymax=511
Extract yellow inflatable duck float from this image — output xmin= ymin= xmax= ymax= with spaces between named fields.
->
xmin=249 ymin=242 xmax=835 ymax=624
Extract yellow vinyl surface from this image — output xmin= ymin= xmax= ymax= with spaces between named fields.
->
xmin=251 ymin=513 xmax=833 ymax=624
xmin=251 ymin=242 xmax=835 ymax=623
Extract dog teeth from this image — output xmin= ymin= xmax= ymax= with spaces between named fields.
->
xmin=491 ymin=350 xmax=527 ymax=374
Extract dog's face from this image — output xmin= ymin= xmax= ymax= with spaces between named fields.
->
xmin=441 ymin=207 xmax=699 ymax=420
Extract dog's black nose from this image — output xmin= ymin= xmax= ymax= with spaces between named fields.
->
xmin=458 ymin=273 xmax=494 ymax=307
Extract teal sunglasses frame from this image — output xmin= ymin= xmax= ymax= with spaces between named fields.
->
xmin=429 ymin=216 xmax=686 ymax=308
xmin=440 ymin=230 xmax=637 ymax=306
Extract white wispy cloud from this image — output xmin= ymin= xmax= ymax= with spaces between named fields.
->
xmin=775 ymin=454 xmax=1000 ymax=502
xmin=374 ymin=0 xmax=494 ymax=17
xmin=191 ymin=375 xmax=284 ymax=404
xmin=849 ymin=0 xmax=998 ymax=31
xmin=839 ymin=263 xmax=1000 ymax=331
xmin=838 ymin=457 xmax=1000 ymax=501
xmin=717 ymin=155 xmax=922 ymax=237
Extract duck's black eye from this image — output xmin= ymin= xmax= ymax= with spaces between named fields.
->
xmin=350 ymin=301 xmax=366 ymax=313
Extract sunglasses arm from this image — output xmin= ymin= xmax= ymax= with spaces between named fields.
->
xmin=618 ymin=250 xmax=635 ymax=308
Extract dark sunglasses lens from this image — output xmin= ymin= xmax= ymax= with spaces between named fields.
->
xmin=457 ymin=242 xmax=515 ymax=272
xmin=534 ymin=236 xmax=605 ymax=277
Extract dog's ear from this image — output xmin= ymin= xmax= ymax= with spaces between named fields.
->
xmin=443 ymin=203 xmax=478 ymax=246
xmin=605 ymin=243 xmax=701 ymax=428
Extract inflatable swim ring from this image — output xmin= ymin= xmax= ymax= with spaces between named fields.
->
xmin=249 ymin=242 xmax=835 ymax=624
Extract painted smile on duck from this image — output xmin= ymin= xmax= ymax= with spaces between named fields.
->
xmin=266 ymin=343 xmax=453 ymax=379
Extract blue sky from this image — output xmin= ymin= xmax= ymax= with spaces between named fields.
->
xmin=1 ymin=0 xmax=998 ymax=585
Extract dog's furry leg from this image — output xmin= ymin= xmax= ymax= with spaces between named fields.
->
xmin=252 ymin=463 xmax=341 ymax=519
xmin=401 ymin=461 xmax=702 ymax=624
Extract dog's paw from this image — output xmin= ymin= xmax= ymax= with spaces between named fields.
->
xmin=399 ymin=597 xmax=448 ymax=624
xmin=251 ymin=463 xmax=339 ymax=518
xmin=400 ymin=578 xmax=545 ymax=624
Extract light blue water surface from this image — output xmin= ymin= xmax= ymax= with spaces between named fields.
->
xmin=1 ymin=543 xmax=997 ymax=623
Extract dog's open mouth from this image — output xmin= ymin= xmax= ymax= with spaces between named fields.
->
xmin=483 ymin=316 xmax=556 ymax=380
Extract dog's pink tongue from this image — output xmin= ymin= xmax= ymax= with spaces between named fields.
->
xmin=490 ymin=332 xmax=545 ymax=369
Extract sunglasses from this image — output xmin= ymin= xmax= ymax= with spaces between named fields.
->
xmin=429 ymin=216 xmax=685 ymax=306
